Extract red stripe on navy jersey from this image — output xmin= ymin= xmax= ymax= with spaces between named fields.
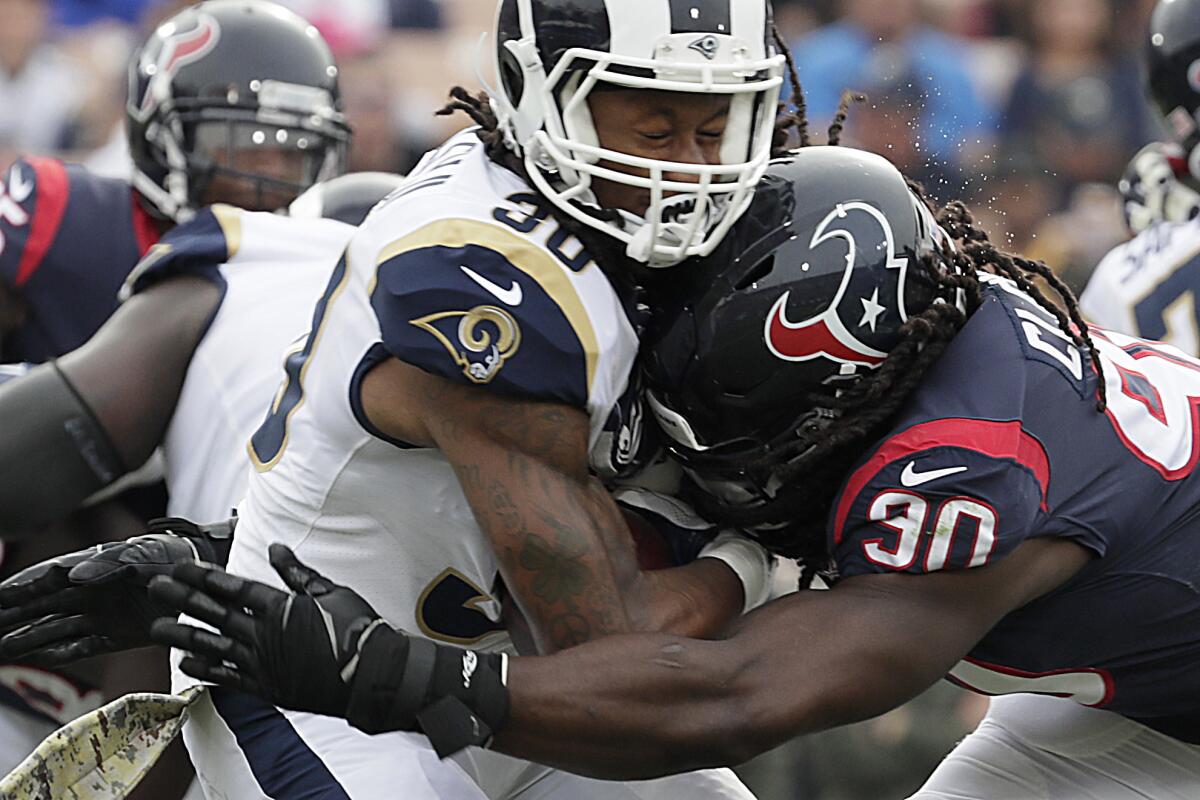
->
xmin=833 ymin=418 xmax=1051 ymax=544
xmin=13 ymin=158 xmax=69 ymax=288
xmin=130 ymin=194 xmax=162 ymax=256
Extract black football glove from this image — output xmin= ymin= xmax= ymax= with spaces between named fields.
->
xmin=0 ymin=517 xmax=234 ymax=667
xmin=149 ymin=544 xmax=508 ymax=756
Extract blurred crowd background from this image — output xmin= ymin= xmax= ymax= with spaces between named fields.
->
xmin=0 ymin=0 xmax=1167 ymax=295
xmin=0 ymin=0 xmax=1167 ymax=797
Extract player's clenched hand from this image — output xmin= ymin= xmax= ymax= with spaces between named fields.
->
xmin=0 ymin=518 xmax=233 ymax=667
xmin=150 ymin=544 xmax=510 ymax=756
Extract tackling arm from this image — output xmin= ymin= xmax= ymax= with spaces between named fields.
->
xmin=0 ymin=276 xmax=220 ymax=536
xmin=359 ymin=358 xmax=745 ymax=652
xmin=493 ymin=536 xmax=1092 ymax=778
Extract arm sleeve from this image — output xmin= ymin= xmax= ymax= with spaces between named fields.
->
xmin=0 ymin=362 xmax=125 ymax=537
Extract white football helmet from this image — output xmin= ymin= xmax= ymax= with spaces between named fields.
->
xmin=490 ymin=0 xmax=784 ymax=267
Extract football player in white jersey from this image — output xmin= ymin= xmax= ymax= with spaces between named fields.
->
xmin=148 ymin=0 xmax=786 ymax=795
xmin=1081 ymin=0 xmax=1200 ymax=348
xmin=0 ymin=176 xmax=400 ymax=784
xmin=0 ymin=0 xmax=793 ymax=796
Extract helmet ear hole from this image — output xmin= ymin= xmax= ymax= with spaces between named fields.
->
xmin=499 ymin=46 xmax=525 ymax=107
xmin=733 ymin=256 xmax=775 ymax=291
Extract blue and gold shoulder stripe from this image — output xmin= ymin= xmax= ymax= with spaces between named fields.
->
xmin=119 ymin=204 xmax=242 ymax=300
xmin=369 ymin=217 xmax=620 ymax=411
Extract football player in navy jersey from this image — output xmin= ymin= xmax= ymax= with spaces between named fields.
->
xmin=0 ymin=0 xmax=349 ymax=364
xmin=145 ymin=146 xmax=1200 ymax=797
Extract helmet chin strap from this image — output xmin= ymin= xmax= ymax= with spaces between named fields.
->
xmin=131 ymin=167 xmax=194 ymax=224
xmin=626 ymin=193 xmax=717 ymax=266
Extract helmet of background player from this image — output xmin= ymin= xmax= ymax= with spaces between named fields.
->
xmin=1118 ymin=141 xmax=1200 ymax=233
xmin=127 ymin=0 xmax=351 ymax=222
xmin=1148 ymin=0 xmax=1200 ymax=184
xmin=642 ymin=146 xmax=959 ymax=512
xmin=288 ymin=171 xmax=407 ymax=226
xmin=490 ymin=0 xmax=785 ymax=268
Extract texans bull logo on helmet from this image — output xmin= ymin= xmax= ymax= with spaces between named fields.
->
xmin=131 ymin=13 xmax=221 ymax=121
xmin=764 ymin=201 xmax=912 ymax=368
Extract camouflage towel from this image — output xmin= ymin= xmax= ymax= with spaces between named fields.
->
xmin=0 ymin=687 xmax=203 ymax=799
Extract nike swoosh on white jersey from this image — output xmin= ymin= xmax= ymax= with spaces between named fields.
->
xmin=899 ymin=462 xmax=968 ymax=488
xmin=461 ymin=266 xmax=522 ymax=306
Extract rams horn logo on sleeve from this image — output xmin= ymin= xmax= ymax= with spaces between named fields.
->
xmin=410 ymin=305 xmax=522 ymax=384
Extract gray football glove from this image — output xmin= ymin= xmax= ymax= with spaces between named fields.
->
xmin=0 ymin=517 xmax=233 ymax=666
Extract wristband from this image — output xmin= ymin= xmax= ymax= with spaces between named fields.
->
xmin=347 ymin=625 xmax=509 ymax=758
xmin=698 ymin=530 xmax=774 ymax=613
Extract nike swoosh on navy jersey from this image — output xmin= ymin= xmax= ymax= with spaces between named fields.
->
xmin=899 ymin=462 xmax=968 ymax=487
xmin=461 ymin=265 xmax=522 ymax=306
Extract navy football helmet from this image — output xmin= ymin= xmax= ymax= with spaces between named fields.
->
xmin=127 ymin=0 xmax=350 ymax=222
xmin=1148 ymin=0 xmax=1200 ymax=183
xmin=643 ymin=146 xmax=959 ymax=518
xmin=490 ymin=0 xmax=784 ymax=267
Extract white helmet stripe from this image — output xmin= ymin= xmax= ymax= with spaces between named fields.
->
xmin=668 ymin=0 xmax=732 ymax=34
xmin=605 ymin=0 xmax=670 ymax=57
xmin=730 ymin=0 xmax=770 ymax=59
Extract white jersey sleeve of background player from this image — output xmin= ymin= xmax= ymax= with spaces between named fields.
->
xmin=1081 ymin=219 xmax=1200 ymax=355
xmin=124 ymin=204 xmax=356 ymax=523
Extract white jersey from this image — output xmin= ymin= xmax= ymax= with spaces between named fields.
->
xmin=123 ymin=204 xmax=356 ymax=522
xmin=227 ymin=130 xmax=641 ymax=649
xmin=163 ymin=138 xmax=751 ymax=800
xmin=1081 ymin=219 xmax=1200 ymax=354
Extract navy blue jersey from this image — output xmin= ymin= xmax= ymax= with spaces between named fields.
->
xmin=0 ymin=157 xmax=161 ymax=362
xmin=828 ymin=274 xmax=1200 ymax=742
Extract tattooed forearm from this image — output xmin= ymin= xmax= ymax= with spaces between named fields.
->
xmin=436 ymin=398 xmax=641 ymax=652
xmin=384 ymin=364 xmax=643 ymax=652
xmin=364 ymin=360 xmax=738 ymax=654
xmin=518 ymin=532 xmax=592 ymax=607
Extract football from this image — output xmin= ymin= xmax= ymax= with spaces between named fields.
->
xmin=622 ymin=506 xmax=674 ymax=571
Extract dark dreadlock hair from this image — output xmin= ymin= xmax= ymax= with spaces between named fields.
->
xmin=687 ymin=176 xmax=1107 ymax=568
xmin=434 ymin=87 xmax=638 ymax=293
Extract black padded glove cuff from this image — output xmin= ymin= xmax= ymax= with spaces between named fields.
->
xmin=346 ymin=624 xmax=509 ymax=757
xmin=423 ymin=643 xmax=509 ymax=755
xmin=145 ymin=516 xmax=236 ymax=567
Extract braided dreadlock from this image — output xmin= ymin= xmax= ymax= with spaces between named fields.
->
xmin=826 ymin=90 xmax=867 ymax=146
xmin=772 ymin=24 xmax=810 ymax=149
xmin=434 ymin=87 xmax=637 ymax=289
